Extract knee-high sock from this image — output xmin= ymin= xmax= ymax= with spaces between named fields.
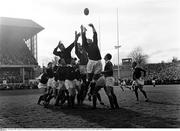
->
xmin=97 ymin=93 xmax=102 ymax=102
xmin=112 ymin=93 xmax=119 ymax=108
xmin=108 ymin=95 xmax=114 ymax=108
xmin=134 ymin=86 xmax=139 ymax=101
xmin=93 ymin=95 xmax=97 ymax=108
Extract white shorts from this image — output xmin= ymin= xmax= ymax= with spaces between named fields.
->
xmin=79 ymin=65 xmax=87 ymax=74
xmin=105 ymin=77 xmax=115 ymax=87
xmin=73 ymin=79 xmax=81 ymax=92
xmin=47 ymin=78 xmax=56 ymax=88
xmin=95 ymin=76 xmax=115 ymax=86
xmin=65 ymin=79 xmax=74 ymax=90
xmin=65 ymin=80 xmax=76 ymax=96
xmin=38 ymin=82 xmax=47 ymax=89
xmin=96 ymin=76 xmax=106 ymax=87
xmin=135 ymin=77 xmax=144 ymax=86
xmin=87 ymin=60 xmax=102 ymax=74
xmin=57 ymin=80 xmax=65 ymax=90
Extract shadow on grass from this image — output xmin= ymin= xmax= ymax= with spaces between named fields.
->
xmin=147 ymin=100 xmax=180 ymax=106
xmin=46 ymin=103 xmax=180 ymax=128
xmin=0 ymin=89 xmax=40 ymax=97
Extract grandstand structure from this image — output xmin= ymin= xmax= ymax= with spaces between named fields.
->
xmin=0 ymin=17 xmax=44 ymax=84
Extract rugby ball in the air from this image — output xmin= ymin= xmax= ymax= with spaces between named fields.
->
xmin=84 ymin=8 xmax=89 ymax=15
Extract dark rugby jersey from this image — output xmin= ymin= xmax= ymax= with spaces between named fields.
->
xmin=53 ymin=42 xmax=74 ymax=64
xmin=75 ymin=42 xmax=88 ymax=65
xmin=82 ymin=32 xmax=101 ymax=61
xmin=54 ymin=66 xmax=66 ymax=81
xmin=133 ymin=67 xmax=146 ymax=80
xmin=46 ymin=68 xmax=54 ymax=78
xmin=102 ymin=61 xmax=113 ymax=77
xmin=65 ymin=65 xmax=76 ymax=80
xmin=40 ymin=73 xmax=48 ymax=84
xmin=73 ymin=65 xmax=81 ymax=80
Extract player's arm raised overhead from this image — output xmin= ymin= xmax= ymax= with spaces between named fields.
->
xmin=65 ymin=31 xmax=80 ymax=53
xmin=74 ymin=31 xmax=81 ymax=58
xmin=81 ymin=25 xmax=88 ymax=51
xmin=89 ymin=23 xmax=98 ymax=45
xmin=53 ymin=41 xmax=61 ymax=56
xmin=75 ymin=31 xmax=80 ymax=43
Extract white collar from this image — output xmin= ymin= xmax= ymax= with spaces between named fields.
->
xmin=105 ymin=60 xmax=110 ymax=64
xmin=66 ymin=64 xmax=72 ymax=67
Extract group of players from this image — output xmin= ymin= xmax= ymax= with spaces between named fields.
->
xmin=37 ymin=23 xmax=149 ymax=109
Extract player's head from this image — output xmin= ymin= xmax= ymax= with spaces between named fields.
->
xmin=58 ymin=41 xmax=65 ymax=50
xmin=58 ymin=58 xmax=66 ymax=66
xmin=132 ymin=61 xmax=137 ymax=69
xmin=47 ymin=62 xmax=53 ymax=68
xmin=71 ymin=57 xmax=77 ymax=65
xmin=42 ymin=66 xmax=47 ymax=73
xmin=87 ymin=38 xmax=93 ymax=44
xmin=104 ymin=53 xmax=112 ymax=61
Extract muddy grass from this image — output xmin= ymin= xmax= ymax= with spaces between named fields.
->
xmin=0 ymin=85 xmax=180 ymax=128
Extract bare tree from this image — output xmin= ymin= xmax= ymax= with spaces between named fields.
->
xmin=172 ymin=57 xmax=178 ymax=63
xmin=129 ymin=47 xmax=148 ymax=66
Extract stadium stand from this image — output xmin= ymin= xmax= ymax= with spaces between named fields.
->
xmin=114 ymin=59 xmax=180 ymax=85
xmin=144 ymin=61 xmax=180 ymax=84
xmin=0 ymin=17 xmax=44 ymax=88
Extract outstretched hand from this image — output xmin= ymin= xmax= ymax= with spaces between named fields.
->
xmin=88 ymin=23 xmax=94 ymax=27
xmin=77 ymin=32 xmax=81 ymax=38
xmin=58 ymin=41 xmax=62 ymax=47
xmin=80 ymin=25 xmax=84 ymax=31
xmin=75 ymin=31 xmax=80 ymax=40
xmin=84 ymin=27 xmax=87 ymax=32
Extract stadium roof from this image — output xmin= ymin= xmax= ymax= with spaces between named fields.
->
xmin=0 ymin=17 xmax=44 ymax=40
xmin=0 ymin=17 xmax=44 ymax=66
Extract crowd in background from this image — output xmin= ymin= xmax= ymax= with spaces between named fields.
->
xmin=144 ymin=62 xmax=180 ymax=84
xmin=0 ymin=32 xmax=180 ymax=90
xmin=0 ymin=59 xmax=179 ymax=90
xmin=0 ymin=39 xmax=37 ymax=65
xmin=0 ymin=69 xmax=22 ymax=84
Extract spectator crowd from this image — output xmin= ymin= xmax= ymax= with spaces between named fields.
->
xmin=0 ymin=39 xmax=37 ymax=65
xmin=144 ymin=62 xmax=180 ymax=84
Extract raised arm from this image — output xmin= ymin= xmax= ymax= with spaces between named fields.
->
xmin=89 ymin=23 xmax=98 ymax=45
xmin=53 ymin=43 xmax=61 ymax=56
xmin=66 ymin=31 xmax=81 ymax=54
xmin=74 ymin=31 xmax=81 ymax=58
xmin=81 ymin=25 xmax=88 ymax=51
xmin=75 ymin=43 xmax=81 ymax=59
xmin=66 ymin=42 xmax=75 ymax=53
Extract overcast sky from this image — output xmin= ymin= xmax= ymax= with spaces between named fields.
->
xmin=0 ymin=0 xmax=179 ymax=66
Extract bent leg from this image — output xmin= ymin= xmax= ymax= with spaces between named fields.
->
xmin=139 ymin=86 xmax=148 ymax=101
